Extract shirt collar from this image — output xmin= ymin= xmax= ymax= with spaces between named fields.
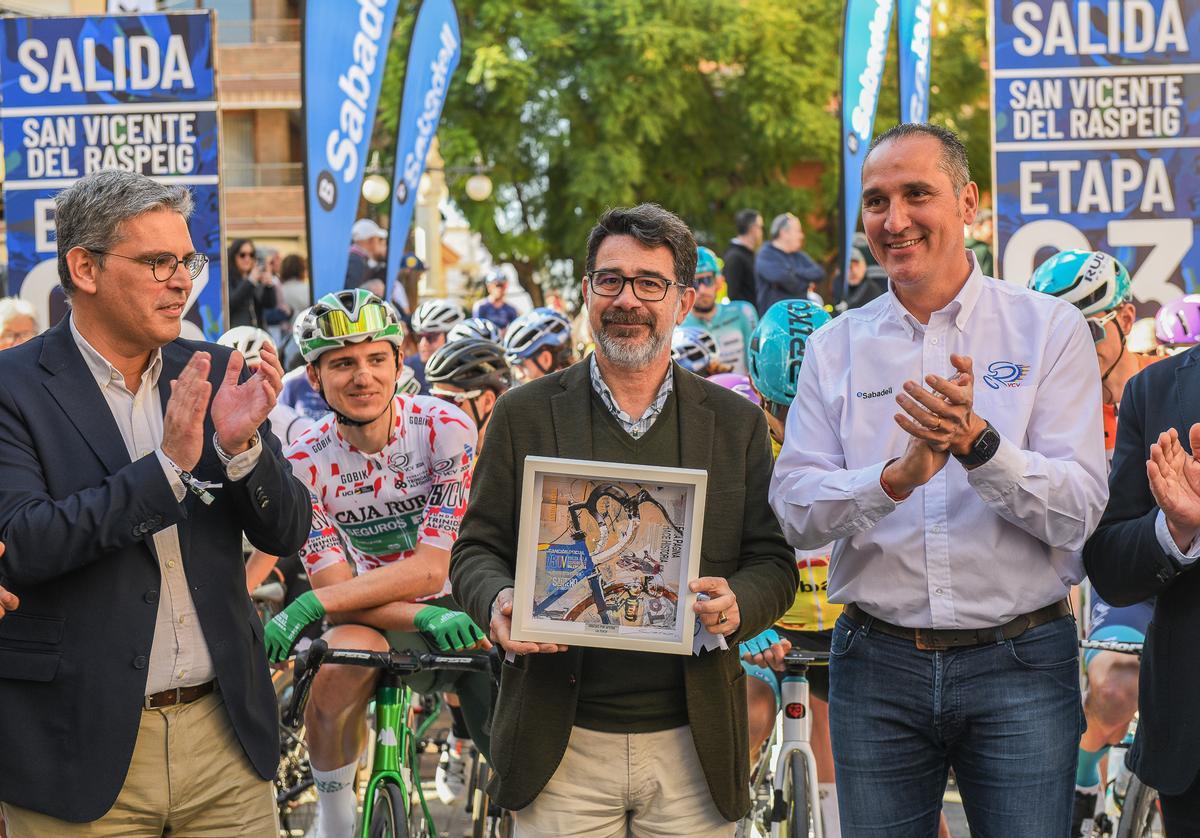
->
xmin=885 ymin=249 xmax=985 ymax=338
xmin=588 ymin=354 xmax=674 ymax=435
xmin=69 ymin=314 xmax=163 ymax=393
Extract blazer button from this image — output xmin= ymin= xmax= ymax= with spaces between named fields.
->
xmin=132 ymin=655 xmax=147 ymax=669
xmin=567 ymin=674 xmax=577 ymax=687
xmin=144 ymin=590 xmax=159 ymax=604
xmin=132 ymin=524 xmax=144 ymax=536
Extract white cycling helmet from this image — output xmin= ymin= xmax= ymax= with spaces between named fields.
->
xmin=218 ymin=326 xmax=274 ymax=365
xmin=397 ymin=365 xmax=421 ymax=397
xmin=411 ymin=299 xmax=467 ymax=335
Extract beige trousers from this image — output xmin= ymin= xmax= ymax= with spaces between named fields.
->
xmin=2 ymin=691 xmax=276 ymax=837
xmin=514 ymin=725 xmax=734 ymax=838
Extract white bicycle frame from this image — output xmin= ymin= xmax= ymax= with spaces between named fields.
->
xmin=767 ymin=664 xmax=823 ymax=838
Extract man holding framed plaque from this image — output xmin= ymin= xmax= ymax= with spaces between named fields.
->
xmin=451 ymin=203 xmax=797 ymax=835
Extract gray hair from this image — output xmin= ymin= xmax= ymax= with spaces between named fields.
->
xmin=585 ymin=203 xmax=697 ymax=288
xmin=55 ymin=170 xmax=194 ymax=296
xmin=0 ymin=296 xmax=36 ymax=329
xmin=867 ymin=123 xmax=971 ymax=196
xmin=769 ymin=213 xmax=798 ymax=241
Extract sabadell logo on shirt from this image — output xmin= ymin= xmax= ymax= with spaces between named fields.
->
xmin=856 ymin=386 xmax=894 ymax=399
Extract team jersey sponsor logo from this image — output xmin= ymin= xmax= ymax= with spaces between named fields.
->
xmin=856 ymin=386 xmax=893 ymax=399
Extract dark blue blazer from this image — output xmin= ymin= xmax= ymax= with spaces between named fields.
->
xmin=0 ymin=318 xmax=311 ymax=821
xmin=1083 ymin=346 xmax=1200 ymax=796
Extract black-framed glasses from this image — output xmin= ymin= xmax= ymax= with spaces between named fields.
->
xmin=587 ymin=270 xmax=685 ymax=302
xmin=90 ymin=249 xmax=209 ymax=282
xmin=1086 ymin=310 xmax=1118 ymax=343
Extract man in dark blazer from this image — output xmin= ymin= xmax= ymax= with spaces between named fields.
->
xmin=1084 ymin=345 xmax=1200 ymax=831
xmin=0 ymin=170 xmax=310 ymax=835
xmin=451 ymin=203 xmax=798 ymax=835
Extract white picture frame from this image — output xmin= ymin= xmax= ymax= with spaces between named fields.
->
xmin=510 ymin=456 xmax=707 ymax=655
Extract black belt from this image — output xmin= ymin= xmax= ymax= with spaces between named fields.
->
xmin=844 ymin=600 xmax=1071 ymax=651
xmin=144 ymin=680 xmax=216 ymax=710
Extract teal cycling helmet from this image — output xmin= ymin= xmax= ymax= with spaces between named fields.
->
xmin=1027 ymin=250 xmax=1131 ymax=317
xmin=695 ymin=246 xmax=721 ymax=279
xmin=747 ymin=299 xmax=831 ymax=406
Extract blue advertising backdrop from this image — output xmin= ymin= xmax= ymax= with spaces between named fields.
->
xmin=385 ymin=0 xmax=460 ymax=300
xmin=841 ymin=0 xmax=895 ymax=289
xmin=991 ymin=0 xmax=1200 ymax=305
xmin=304 ymin=0 xmax=400 ymax=302
xmin=0 ymin=11 xmax=223 ymax=339
xmin=898 ymin=0 xmax=933 ymax=124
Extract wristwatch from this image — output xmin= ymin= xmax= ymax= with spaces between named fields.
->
xmin=954 ymin=421 xmax=1001 ymax=469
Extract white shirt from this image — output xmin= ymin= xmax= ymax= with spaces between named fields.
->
xmin=769 ymin=253 xmax=1109 ymax=629
xmin=70 ymin=317 xmax=262 ymax=694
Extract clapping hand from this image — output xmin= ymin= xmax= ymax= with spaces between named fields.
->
xmin=0 ymin=541 xmax=19 ymax=621
xmin=1147 ymin=424 xmax=1200 ymax=551
xmin=212 ymin=345 xmax=284 ymax=455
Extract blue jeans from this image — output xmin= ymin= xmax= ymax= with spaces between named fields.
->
xmin=828 ymin=611 xmax=1082 ymax=838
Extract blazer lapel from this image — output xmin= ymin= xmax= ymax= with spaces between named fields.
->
xmin=673 ymin=365 xmax=714 ymax=472
xmin=39 ymin=318 xmax=131 ymax=477
xmin=1175 ymin=348 xmax=1200 ymax=452
xmin=550 ymin=361 xmax=595 ymax=460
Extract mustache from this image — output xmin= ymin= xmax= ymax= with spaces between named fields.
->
xmin=601 ymin=310 xmax=654 ymax=327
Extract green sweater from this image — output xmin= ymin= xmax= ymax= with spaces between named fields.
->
xmin=574 ymin=389 xmax=687 ymax=732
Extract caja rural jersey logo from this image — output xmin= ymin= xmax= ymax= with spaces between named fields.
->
xmin=983 ymin=361 xmax=1030 ymax=390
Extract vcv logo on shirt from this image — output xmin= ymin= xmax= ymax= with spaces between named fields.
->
xmin=983 ymin=361 xmax=1030 ymax=390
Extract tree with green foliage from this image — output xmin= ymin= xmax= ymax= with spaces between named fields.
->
xmin=376 ymin=0 xmax=989 ymax=300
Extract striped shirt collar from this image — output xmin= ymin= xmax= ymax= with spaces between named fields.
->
xmin=588 ymin=354 xmax=673 ymax=439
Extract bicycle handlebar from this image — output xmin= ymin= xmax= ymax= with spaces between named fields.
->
xmin=783 ymin=649 xmax=830 ymax=664
xmin=283 ymin=639 xmax=492 ymax=728
xmin=1079 ymin=638 xmax=1143 ymax=656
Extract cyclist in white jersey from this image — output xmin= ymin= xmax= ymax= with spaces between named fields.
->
xmin=261 ymin=290 xmax=489 ymax=838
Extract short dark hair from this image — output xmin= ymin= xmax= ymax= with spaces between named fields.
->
xmin=734 ymin=209 xmax=761 ymax=236
xmin=867 ymin=122 xmax=971 ymax=196
xmin=585 ymin=203 xmax=697 ymax=288
xmin=280 ymin=253 xmax=306 ymax=282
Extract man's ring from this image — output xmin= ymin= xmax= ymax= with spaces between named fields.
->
xmin=931 ymin=417 xmax=942 ymax=430
xmin=718 ymin=611 xmax=728 ymax=624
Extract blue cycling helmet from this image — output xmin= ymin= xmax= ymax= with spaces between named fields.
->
xmin=447 ymin=316 xmax=502 ymax=344
xmin=502 ymin=307 xmax=572 ymax=366
xmin=1027 ymin=250 xmax=1131 ymax=317
xmin=671 ymin=327 xmax=714 ymax=374
xmin=747 ymin=299 xmax=831 ymax=406
xmin=696 ymin=246 xmax=721 ymax=279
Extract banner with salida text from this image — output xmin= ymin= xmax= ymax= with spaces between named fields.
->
xmin=0 ymin=11 xmax=223 ymax=339
xmin=991 ymin=0 xmax=1200 ymax=305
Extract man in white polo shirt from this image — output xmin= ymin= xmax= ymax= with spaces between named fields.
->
xmin=769 ymin=123 xmax=1108 ymax=836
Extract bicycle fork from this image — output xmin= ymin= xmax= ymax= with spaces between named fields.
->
xmin=773 ymin=671 xmax=823 ymax=838
xmin=359 ymin=677 xmax=432 ymax=838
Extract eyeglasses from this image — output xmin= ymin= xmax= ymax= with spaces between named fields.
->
xmin=1086 ymin=310 xmax=1118 ymax=343
xmin=694 ymin=273 xmax=717 ymax=288
xmin=315 ymin=302 xmax=391 ymax=338
xmin=586 ymin=270 xmax=685 ymax=302
xmin=417 ymin=332 xmax=443 ymax=343
xmin=430 ymin=386 xmax=483 ymax=404
xmin=236 ymin=250 xmax=255 ymax=259
xmin=90 ymin=249 xmax=209 ymax=282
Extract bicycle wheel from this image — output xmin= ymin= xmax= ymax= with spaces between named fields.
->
xmin=274 ymin=666 xmax=317 ymax=837
xmin=1115 ymin=776 xmax=1164 ymax=838
xmin=785 ymin=750 xmax=814 ymax=838
xmin=367 ymin=781 xmax=410 ymax=838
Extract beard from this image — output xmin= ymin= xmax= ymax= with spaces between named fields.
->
xmin=594 ymin=307 xmax=673 ymax=369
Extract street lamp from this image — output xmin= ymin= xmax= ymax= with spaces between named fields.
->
xmin=465 ymin=172 xmax=493 ymax=202
xmin=362 ymin=174 xmax=390 ymax=204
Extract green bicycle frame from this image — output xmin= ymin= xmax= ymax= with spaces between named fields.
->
xmin=358 ymin=680 xmax=443 ymax=838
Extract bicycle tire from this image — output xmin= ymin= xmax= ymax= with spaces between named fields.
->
xmin=367 ymin=781 xmax=410 ymax=838
xmin=786 ymin=750 xmax=813 ymax=838
xmin=273 ymin=666 xmax=317 ymax=838
xmin=1115 ymin=775 xmax=1163 ymax=838
xmin=470 ymin=755 xmax=491 ymax=838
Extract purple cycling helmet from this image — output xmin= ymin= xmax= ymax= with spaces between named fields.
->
xmin=1155 ymin=296 xmax=1200 ymax=345
xmin=707 ymin=372 xmax=761 ymax=406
